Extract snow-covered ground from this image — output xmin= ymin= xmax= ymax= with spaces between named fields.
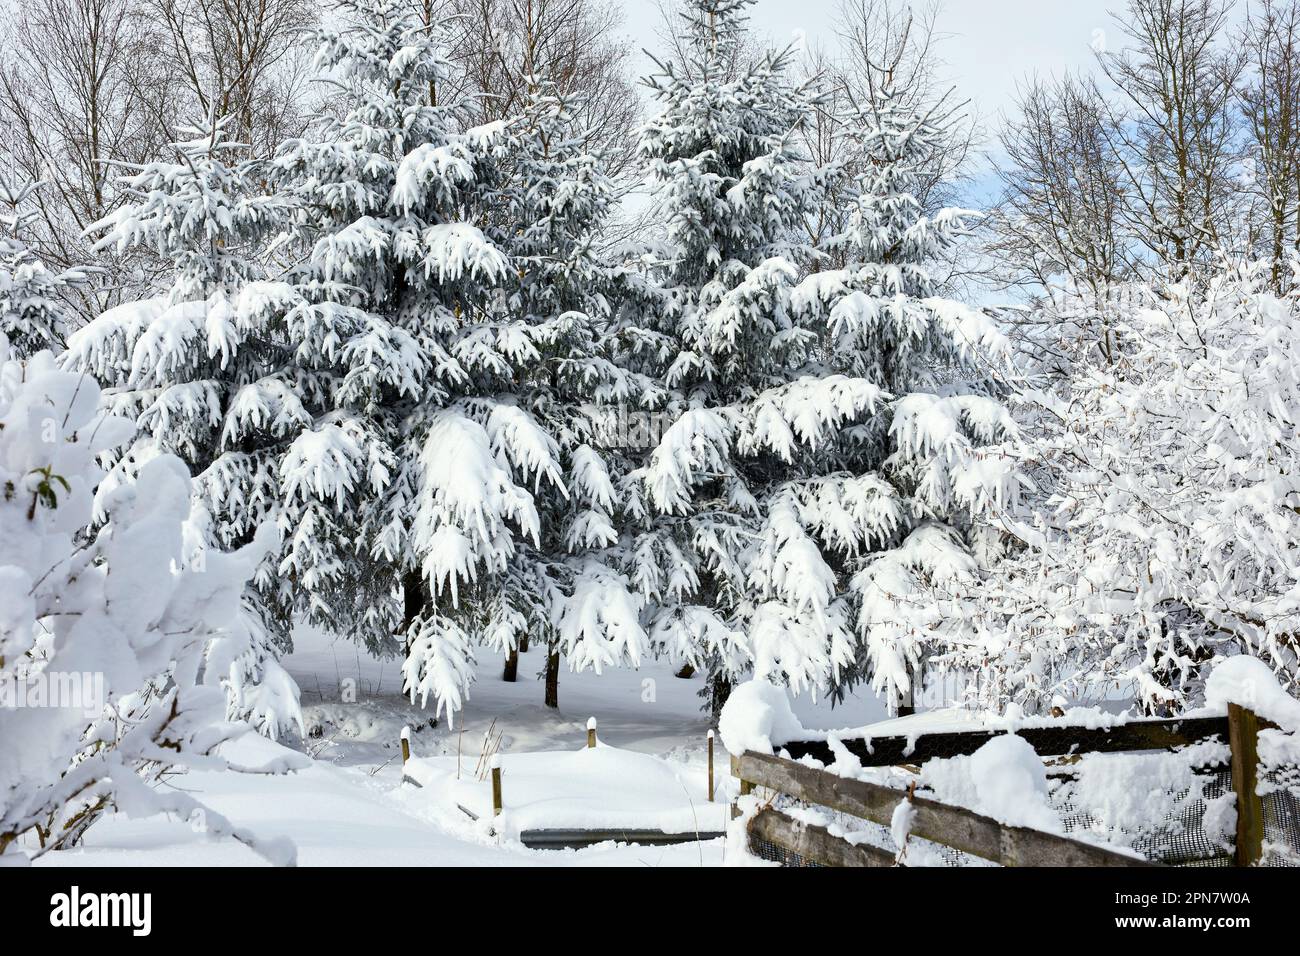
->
xmin=33 ymin=626 xmax=889 ymax=867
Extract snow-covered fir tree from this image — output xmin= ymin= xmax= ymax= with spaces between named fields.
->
xmin=629 ymin=1 xmax=1017 ymax=717
xmin=263 ymin=0 xmax=513 ymax=702
xmin=0 ymin=177 xmax=92 ymax=356
xmin=787 ymin=78 xmax=1019 ymax=714
xmin=403 ymin=78 xmax=652 ymax=712
xmin=626 ymin=0 xmax=833 ymax=715
xmin=64 ymin=118 xmax=305 ymax=737
xmin=66 ymin=2 xmax=515 ymax=725
xmin=65 ymin=0 xmax=657 ymax=723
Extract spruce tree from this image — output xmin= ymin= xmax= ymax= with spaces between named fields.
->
xmin=403 ymin=78 xmax=650 ymax=711
xmin=67 ymin=1 xmax=513 ymax=724
xmin=266 ymin=0 xmax=511 ymax=685
xmin=629 ymin=1 xmax=1016 ymax=718
xmin=66 ymin=118 xmax=307 ymax=736
xmin=627 ymin=0 xmax=836 ymax=716
xmin=787 ymin=79 xmax=1019 ymax=714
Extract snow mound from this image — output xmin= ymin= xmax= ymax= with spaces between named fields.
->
xmin=1205 ymin=656 xmax=1300 ymax=731
xmin=967 ymin=735 xmax=1059 ymax=832
xmin=214 ymin=727 xmax=312 ymax=773
xmin=718 ymin=679 xmax=805 ymax=755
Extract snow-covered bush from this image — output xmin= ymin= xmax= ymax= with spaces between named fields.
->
xmin=0 ymin=343 xmax=300 ymax=864
xmin=946 ymin=261 xmax=1300 ymax=713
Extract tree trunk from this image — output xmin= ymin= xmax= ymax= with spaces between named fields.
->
xmin=544 ymin=646 xmax=560 ymax=709
xmin=897 ymin=669 xmax=917 ymax=717
xmin=675 ymin=663 xmax=695 ymax=679
xmin=708 ymin=672 xmax=732 ymax=720
xmin=1273 ymin=206 xmax=1285 ymax=293
xmin=518 ymin=633 xmax=530 ymax=653
xmin=502 ymin=647 xmax=519 ymax=682
xmin=402 ymin=570 xmax=425 ymax=634
xmin=401 ymin=570 xmax=425 ymax=696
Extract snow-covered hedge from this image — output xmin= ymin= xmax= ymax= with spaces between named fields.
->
xmin=0 ymin=343 xmax=301 ymax=864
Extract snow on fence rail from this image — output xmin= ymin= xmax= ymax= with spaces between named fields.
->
xmin=772 ymin=715 xmax=1235 ymax=767
xmin=732 ymin=704 xmax=1287 ymax=867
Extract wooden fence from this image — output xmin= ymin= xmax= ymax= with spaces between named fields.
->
xmin=733 ymin=706 xmax=1276 ymax=867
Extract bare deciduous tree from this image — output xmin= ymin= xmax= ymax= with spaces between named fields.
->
xmin=144 ymin=0 xmax=317 ymax=157
xmin=429 ymin=0 xmax=640 ymax=181
xmin=993 ymin=77 xmax=1130 ymax=293
xmin=1240 ymin=0 xmax=1300 ymax=290
xmin=1096 ymin=0 xmax=1246 ymax=278
xmin=0 ymin=0 xmax=165 ymax=315
xmin=989 ymin=76 xmax=1133 ymax=368
xmin=0 ymin=0 xmax=317 ymax=323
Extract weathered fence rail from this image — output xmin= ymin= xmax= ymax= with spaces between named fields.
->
xmin=735 ymin=705 xmax=1283 ymax=867
xmin=735 ymin=751 xmax=1151 ymax=867
xmin=748 ymin=807 xmax=896 ymax=867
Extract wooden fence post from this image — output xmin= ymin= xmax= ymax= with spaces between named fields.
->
xmin=491 ymin=755 xmax=503 ymax=817
xmin=731 ymin=754 xmax=752 ymax=820
xmin=707 ymin=729 xmax=715 ymax=802
xmin=587 ymin=717 xmax=597 ymax=749
xmin=1227 ymin=703 xmax=1264 ymax=867
xmin=400 ymin=725 xmax=410 ymax=765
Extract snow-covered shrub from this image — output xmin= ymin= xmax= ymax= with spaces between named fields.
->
xmin=0 ymin=343 xmax=299 ymax=864
xmin=947 ymin=261 xmax=1300 ymax=713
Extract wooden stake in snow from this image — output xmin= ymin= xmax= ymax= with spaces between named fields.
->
xmin=587 ymin=716 xmax=597 ymax=749
xmin=707 ymin=729 xmax=715 ymax=802
xmin=490 ymin=754 xmax=503 ymax=817
xmin=400 ymin=725 xmax=411 ymax=765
